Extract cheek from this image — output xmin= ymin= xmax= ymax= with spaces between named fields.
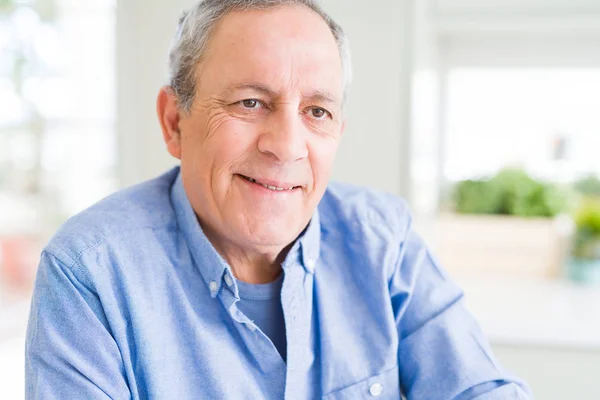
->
xmin=180 ymin=117 xmax=258 ymax=187
xmin=308 ymin=138 xmax=340 ymax=187
xmin=204 ymin=119 xmax=259 ymax=175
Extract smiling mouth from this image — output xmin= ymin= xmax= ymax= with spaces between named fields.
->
xmin=237 ymin=174 xmax=300 ymax=192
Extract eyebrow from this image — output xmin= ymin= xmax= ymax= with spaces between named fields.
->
xmin=305 ymin=91 xmax=338 ymax=106
xmin=226 ymin=83 xmax=340 ymax=106
xmin=226 ymin=83 xmax=278 ymax=97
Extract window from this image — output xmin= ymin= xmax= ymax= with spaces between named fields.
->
xmin=444 ymin=68 xmax=600 ymax=184
xmin=1 ymin=2 xmax=116 ymax=397
xmin=429 ymin=33 xmax=600 ymax=279
xmin=0 ymin=0 xmax=116 ymax=302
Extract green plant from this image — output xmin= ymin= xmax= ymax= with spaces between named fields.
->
xmin=572 ymin=200 xmax=600 ymax=260
xmin=453 ymin=179 xmax=502 ymax=214
xmin=574 ymin=174 xmax=600 ymax=197
xmin=453 ymin=168 xmax=568 ymax=218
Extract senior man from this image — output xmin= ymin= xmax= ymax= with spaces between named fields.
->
xmin=26 ymin=0 xmax=532 ymax=399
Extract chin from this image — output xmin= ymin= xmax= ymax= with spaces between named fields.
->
xmin=244 ymin=219 xmax=301 ymax=247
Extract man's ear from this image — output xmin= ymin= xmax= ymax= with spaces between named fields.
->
xmin=157 ymin=86 xmax=182 ymax=160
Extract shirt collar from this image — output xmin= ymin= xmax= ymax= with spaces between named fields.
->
xmin=171 ymin=169 xmax=231 ymax=298
xmin=298 ymin=206 xmax=321 ymax=274
xmin=170 ymin=168 xmax=321 ymax=298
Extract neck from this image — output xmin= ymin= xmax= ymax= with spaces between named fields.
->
xmin=229 ymin=252 xmax=287 ymax=284
xmin=199 ymin=219 xmax=295 ymax=284
xmin=221 ymin=243 xmax=294 ymax=284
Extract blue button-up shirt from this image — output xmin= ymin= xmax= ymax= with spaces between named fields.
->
xmin=26 ymin=167 xmax=532 ymax=399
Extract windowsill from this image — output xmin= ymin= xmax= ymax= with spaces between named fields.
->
xmin=457 ymin=275 xmax=600 ymax=351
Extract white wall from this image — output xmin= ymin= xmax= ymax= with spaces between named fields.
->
xmin=117 ymin=0 xmax=414 ymax=198
xmin=434 ymin=0 xmax=600 ymax=34
xmin=435 ymin=0 xmax=600 ymax=14
xmin=319 ymin=0 xmax=412 ymax=197
xmin=116 ymin=1 xmax=182 ymax=188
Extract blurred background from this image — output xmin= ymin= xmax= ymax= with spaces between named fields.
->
xmin=1 ymin=0 xmax=600 ymax=398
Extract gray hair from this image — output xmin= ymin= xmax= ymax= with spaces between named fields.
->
xmin=168 ymin=0 xmax=352 ymax=112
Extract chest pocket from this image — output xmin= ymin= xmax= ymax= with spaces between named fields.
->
xmin=322 ymin=365 xmax=401 ymax=400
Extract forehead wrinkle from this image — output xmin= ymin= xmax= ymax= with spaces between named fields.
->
xmin=200 ymin=6 xmax=344 ymax=98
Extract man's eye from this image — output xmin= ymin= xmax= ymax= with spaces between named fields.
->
xmin=241 ymin=99 xmax=260 ymax=109
xmin=309 ymin=107 xmax=330 ymax=119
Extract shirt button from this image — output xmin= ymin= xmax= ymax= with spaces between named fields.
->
xmin=306 ymin=259 xmax=316 ymax=271
xmin=369 ymin=383 xmax=383 ymax=397
xmin=224 ymin=274 xmax=233 ymax=287
xmin=209 ymin=281 xmax=218 ymax=294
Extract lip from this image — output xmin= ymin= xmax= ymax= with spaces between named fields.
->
xmin=236 ymin=174 xmax=301 ymax=191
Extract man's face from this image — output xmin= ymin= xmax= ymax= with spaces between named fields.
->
xmin=176 ymin=5 xmax=345 ymax=251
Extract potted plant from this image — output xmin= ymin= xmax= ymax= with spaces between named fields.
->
xmin=566 ymin=199 xmax=600 ymax=284
xmin=436 ymin=168 xmax=571 ymax=278
xmin=454 ymin=168 xmax=567 ymax=218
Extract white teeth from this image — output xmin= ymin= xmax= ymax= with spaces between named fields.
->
xmin=243 ymin=175 xmax=295 ymax=191
xmin=263 ymin=183 xmax=286 ymax=191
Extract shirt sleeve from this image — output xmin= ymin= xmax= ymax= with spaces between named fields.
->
xmin=25 ymin=251 xmax=131 ymax=399
xmin=390 ymin=224 xmax=534 ymax=399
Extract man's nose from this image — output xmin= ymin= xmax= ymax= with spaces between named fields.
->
xmin=257 ymin=108 xmax=309 ymax=162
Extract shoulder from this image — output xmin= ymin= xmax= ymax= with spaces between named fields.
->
xmin=318 ymin=181 xmax=412 ymax=243
xmin=44 ymin=167 xmax=180 ymax=267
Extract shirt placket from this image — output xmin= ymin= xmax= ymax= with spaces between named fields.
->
xmin=282 ymin=262 xmax=316 ymax=400
xmin=217 ymin=273 xmax=287 ymax=393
